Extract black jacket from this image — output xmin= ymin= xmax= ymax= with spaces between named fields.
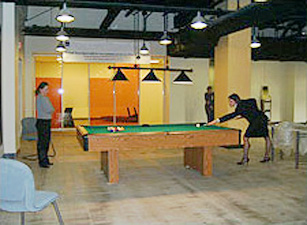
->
xmin=219 ymin=99 xmax=266 ymax=123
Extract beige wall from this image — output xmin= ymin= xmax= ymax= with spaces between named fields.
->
xmin=169 ymin=57 xmax=209 ymax=123
xmin=90 ymin=63 xmax=114 ymax=78
xmin=35 ymin=60 xmax=61 ymax=78
xmin=250 ymin=61 xmax=306 ymax=122
xmin=293 ymin=63 xmax=307 ymax=123
xmin=215 ymin=29 xmax=252 ymax=120
xmin=62 ymin=63 xmax=89 ymax=118
xmin=139 ymin=63 xmax=164 ymax=124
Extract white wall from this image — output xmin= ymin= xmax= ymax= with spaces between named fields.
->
xmin=24 ymin=36 xmax=59 ymax=117
xmin=0 ymin=2 xmax=2 ymax=156
xmin=1 ymin=3 xmax=16 ymax=154
xmin=169 ymin=57 xmax=209 ymax=123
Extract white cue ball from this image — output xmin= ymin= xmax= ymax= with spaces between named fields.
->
xmin=196 ymin=123 xmax=200 ymax=127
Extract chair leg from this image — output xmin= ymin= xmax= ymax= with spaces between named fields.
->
xmin=21 ymin=212 xmax=25 ymax=225
xmin=52 ymin=201 xmax=64 ymax=225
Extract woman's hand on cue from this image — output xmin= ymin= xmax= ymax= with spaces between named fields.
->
xmin=208 ymin=120 xmax=218 ymax=126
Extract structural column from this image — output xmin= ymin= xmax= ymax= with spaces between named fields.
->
xmin=1 ymin=2 xmax=16 ymax=155
xmin=214 ymin=0 xmax=252 ymax=131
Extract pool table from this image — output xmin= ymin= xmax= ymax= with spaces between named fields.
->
xmin=76 ymin=124 xmax=241 ymax=184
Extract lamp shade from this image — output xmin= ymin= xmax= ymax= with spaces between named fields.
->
xmin=56 ymin=28 xmax=69 ymax=41
xmin=142 ymin=70 xmax=161 ymax=82
xmin=250 ymin=35 xmax=261 ymax=48
xmin=112 ymin=69 xmax=128 ymax=81
xmin=159 ymin=31 xmax=172 ymax=45
xmin=55 ymin=42 xmax=67 ymax=52
xmin=191 ymin=11 xmax=207 ymax=30
xmin=56 ymin=3 xmax=75 ymax=23
xmin=140 ymin=42 xmax=149 ymax=55
xmin=173 ymin=71 xmax=193 ymax=84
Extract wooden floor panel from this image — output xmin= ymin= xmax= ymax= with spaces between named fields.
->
xmin=0 ymin=130 xmax=306 ymax=225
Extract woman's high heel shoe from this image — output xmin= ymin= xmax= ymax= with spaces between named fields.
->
xmin=237 ymin=157 xmax=250 ymax=165
xmin=260 ymin=157 xmax=270 ymax=163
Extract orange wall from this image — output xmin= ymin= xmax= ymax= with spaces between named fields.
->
xmin=89 ymin=78 xmax=113 ymax=118
xmin=115 ymin=64 xmax=139 ymax=116
xmin=90 ymin=63 xmax=139 ymax=118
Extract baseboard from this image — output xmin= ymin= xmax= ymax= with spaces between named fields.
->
xmin=221 ymin=144 xmax=243 ymax=149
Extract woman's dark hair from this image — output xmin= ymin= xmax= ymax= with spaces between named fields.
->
xmin=228 ymin=93 xmax=240 ymax=103
xmin=35 ymin=82 xmax=49 ymax=95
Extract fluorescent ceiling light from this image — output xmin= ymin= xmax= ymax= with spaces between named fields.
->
xmin=150 ymin=59 xmax=160 ymax=64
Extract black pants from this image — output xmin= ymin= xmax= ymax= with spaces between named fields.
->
xmin=205 ymin=105 xmax=214 ymax=122
xmin=36 ymin=119 xmax=51 ymax=165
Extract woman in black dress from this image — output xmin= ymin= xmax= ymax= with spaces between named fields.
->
xmin=208 ymin=93 xmax=271 ymax=165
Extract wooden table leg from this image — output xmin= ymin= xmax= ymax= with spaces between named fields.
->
xmin=184 ymin=147 xmax=212 ymax=176
xmin=101 ymin=150 xmax=119 ymax=184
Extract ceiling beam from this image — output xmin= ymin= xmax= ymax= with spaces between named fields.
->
xmin=23 ymin=25 xmax=166 ymax=40
xmin=200 ymin=0 xmax=306 ymax=40
xmin=209 ymin=0 xmax=225 ymax=8
xmin=5 ymin=0 xmax=232 ymax=15
xmin=99 ymin=9 xmax=121 ymax=30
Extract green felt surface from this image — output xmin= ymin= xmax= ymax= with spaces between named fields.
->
xmin=83 ymin=124 xmax=232 ymax=135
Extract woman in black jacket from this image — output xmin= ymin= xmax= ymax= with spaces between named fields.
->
xmin=208 ymin=93 xmax=271 ymax=165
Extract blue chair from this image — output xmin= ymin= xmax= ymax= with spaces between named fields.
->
xmin=0 ymin=158 xmax=64 ymax=225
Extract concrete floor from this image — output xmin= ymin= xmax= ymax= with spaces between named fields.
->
xmin=1 ymin=131 xmax=306 ymax=225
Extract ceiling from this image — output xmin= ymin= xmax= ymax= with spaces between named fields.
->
xmin=4 ymin=0 xmax=307 ymax=61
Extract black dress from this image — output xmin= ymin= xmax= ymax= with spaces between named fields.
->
xmin=219 ymin=99 xmax=269 ymax=137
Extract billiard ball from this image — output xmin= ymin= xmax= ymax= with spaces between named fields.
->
xmin=195 ymin=123 xmax=200 ymax=128
xmin=117 ymin=126 xmax=125 ymax=131
xmin=107 ymin=127 xmax=117 ymax=132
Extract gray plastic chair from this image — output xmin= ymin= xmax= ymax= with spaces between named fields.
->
xmin=21 ymin=117 xmax=38 ymax=141
xmin=0 ymin=158 xmax=64 ymax=224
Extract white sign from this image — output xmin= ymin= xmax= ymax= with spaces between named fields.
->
xmin=64 ymin=39 xmax=151 ymax=63
xmin=63 ymin=53 xmax=150 ymax=64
